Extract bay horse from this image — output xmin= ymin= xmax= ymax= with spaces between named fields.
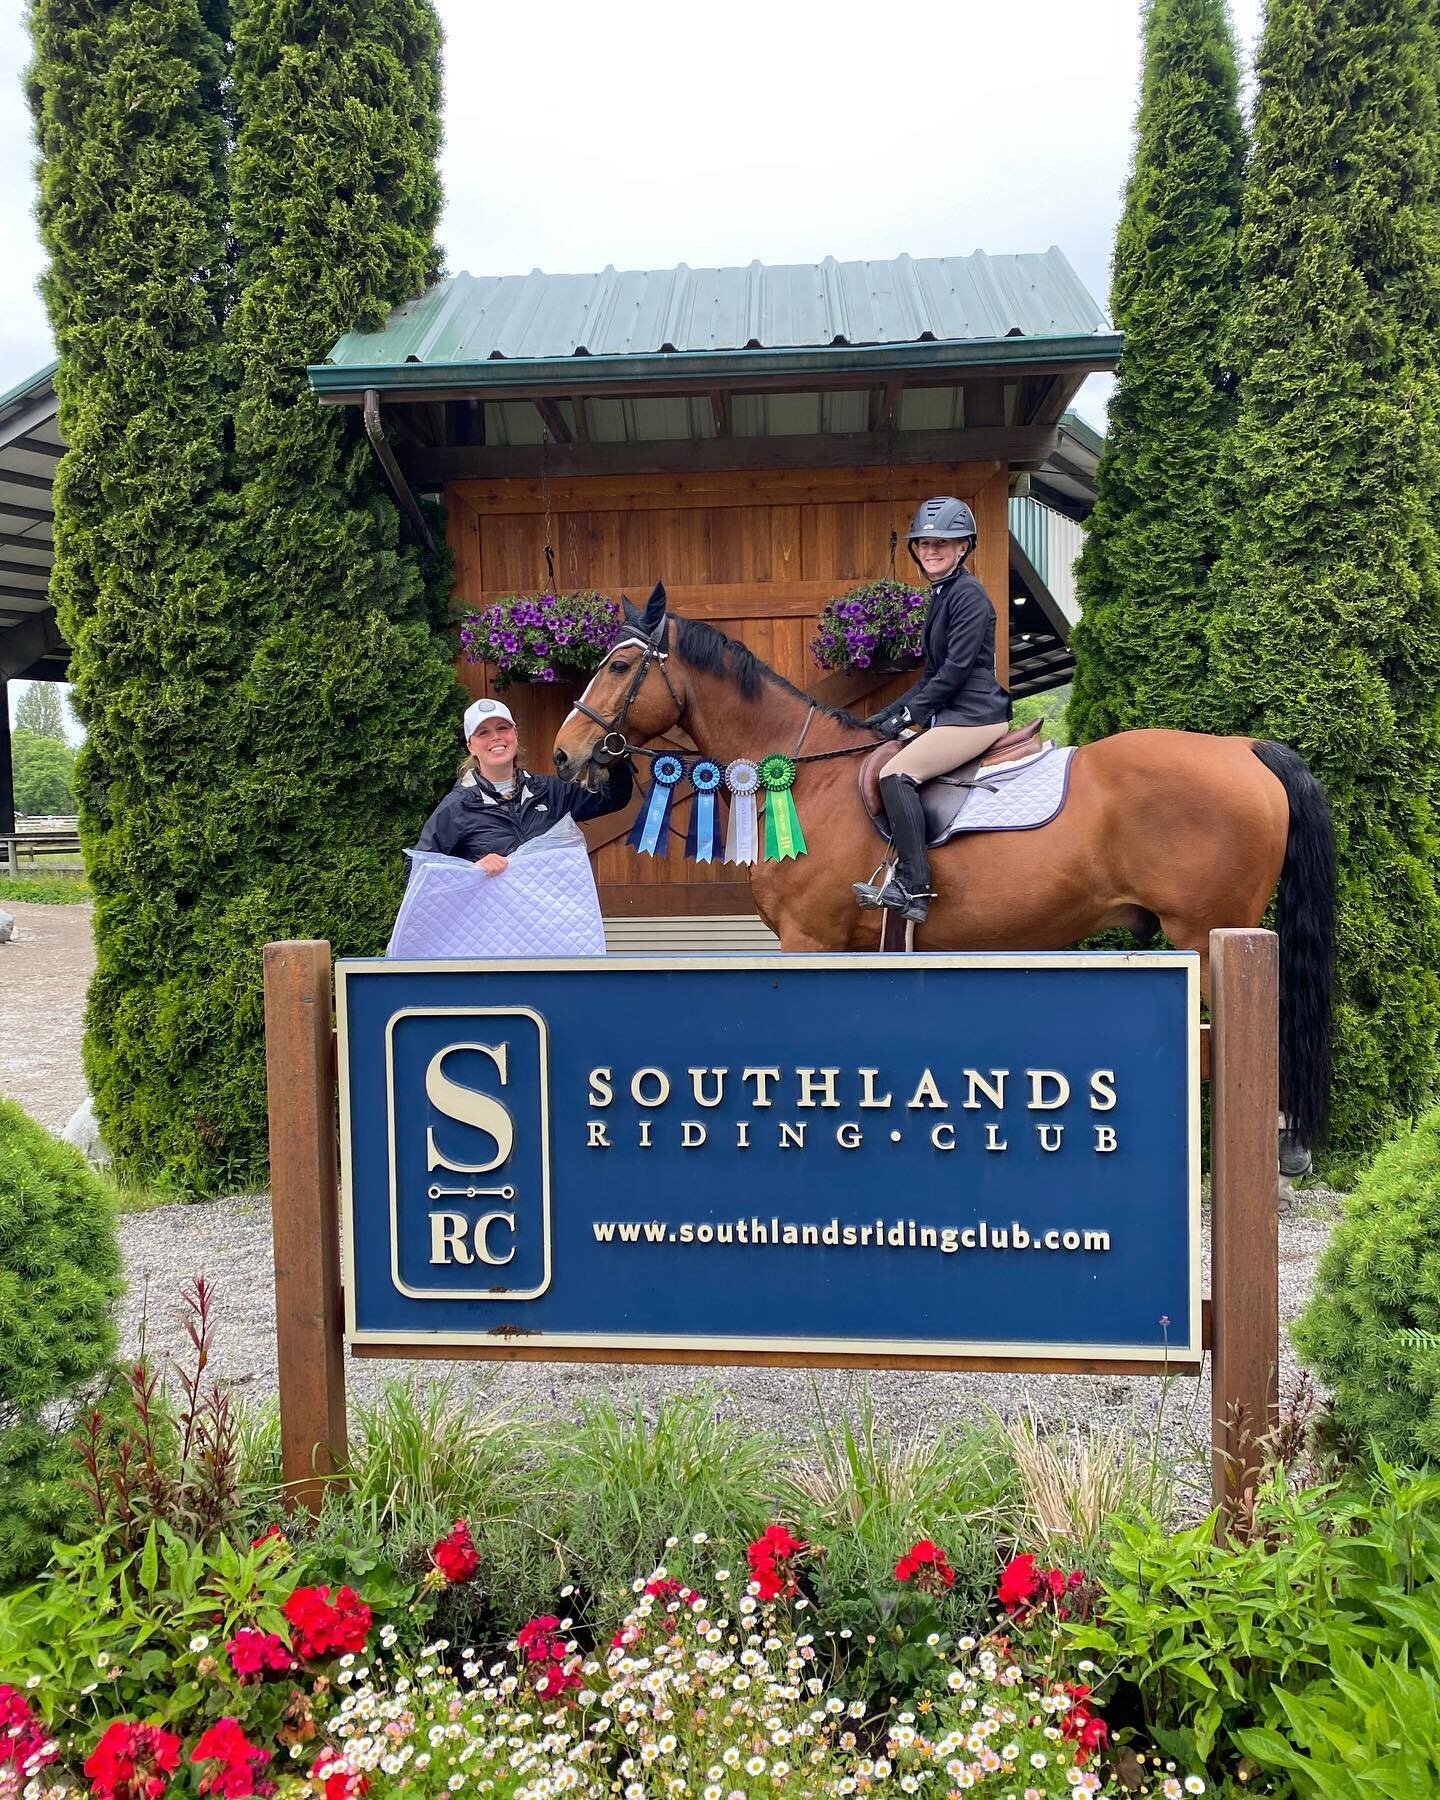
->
xmin=553 ymin=585 xmax=1336 ymax=1154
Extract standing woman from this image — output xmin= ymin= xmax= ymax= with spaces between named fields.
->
xmin=853 ymin=497 xmax=1011 ymax=924
xmin=415 ymin=695 xmax=633 ymax=866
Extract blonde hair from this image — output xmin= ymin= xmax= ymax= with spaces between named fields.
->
xmin=459 ymin=742 xmax=524 ymax=781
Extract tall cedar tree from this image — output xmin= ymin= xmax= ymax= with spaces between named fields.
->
xmin=200 ymin=0 xmax=460 ymax=1187
xmin=1067 ymin=0 xmax=1243 ymax=740
xmin=26 ymin=0 xmax=239 ymax=1177
xmin=1210 ymin=0 xmax=1440 ymax=1160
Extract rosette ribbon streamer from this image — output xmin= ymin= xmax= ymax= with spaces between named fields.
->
xmin=758 ymin=753 xmax=807 ymax=860
xmin=723 ymin=759 xmax=760 ymax=865
xmin=628 ymin=752 xmax=685 ymax=857
xmin=685 ymin=760 xmax=724 ymax=863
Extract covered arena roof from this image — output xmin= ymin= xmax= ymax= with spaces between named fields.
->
xmin=0 ymin=361 xmax=64 ymax=684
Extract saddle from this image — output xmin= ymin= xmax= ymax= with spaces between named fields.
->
xmin=860 ymin=717 xmax=1051 ymax=849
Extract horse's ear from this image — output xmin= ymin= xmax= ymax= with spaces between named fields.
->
xmin=621 ymin=594 xmax=640 ymax=624
xmin=640 ymin=581 xmax=667 ymax=632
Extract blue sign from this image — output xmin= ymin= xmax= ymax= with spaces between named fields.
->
xmin=336 ymin=954 xmax=1201 ymax=1364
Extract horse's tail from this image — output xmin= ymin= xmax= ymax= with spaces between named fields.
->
xmin=1250 ymin=740 xmax=1336 ymax=1150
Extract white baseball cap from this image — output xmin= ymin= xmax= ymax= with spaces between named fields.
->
xmin=463 ymin=696 xmax=517 ymax=738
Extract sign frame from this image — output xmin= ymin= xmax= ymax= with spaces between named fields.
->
xmin=334 ymin=952 xmax=1203 ymax=1366
xmin=264 ymin=930 xmax=1280 ymax=1531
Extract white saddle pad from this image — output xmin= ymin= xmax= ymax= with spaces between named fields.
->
xmin=387 ymin=816 xmax=605 ymax=959
xmin=932 ymin=743 xmax=1076 ymax=844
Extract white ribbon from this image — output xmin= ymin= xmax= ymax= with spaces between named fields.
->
xmin=724 ymin=759 xmax=759 ymax=865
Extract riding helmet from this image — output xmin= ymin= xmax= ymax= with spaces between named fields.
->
xmin=907 ymin=496 xmax=978 ymax=544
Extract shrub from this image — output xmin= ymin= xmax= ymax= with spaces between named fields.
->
xmin=27 ymin=0 xmax=238 ymax=1192
xmin=1067 ymin=0 xmax=1244 ymax=741
xmin=1066 ymin=1465 xmax=1440 ymax=1782
xmin=1207 ymin=0 xmax=1440 ymax=1159
xmin=1292 ymin=1106 xmax=1440 ymax=1461
xmin=0 ymin=1095 xmax=122 ymax=1585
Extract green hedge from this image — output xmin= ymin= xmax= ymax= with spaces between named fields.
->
xmin=28 ymin=0 xmax=240 ymax=1189
xmin=1207 ymin=0 xmax=1440 ymax=1159
xmin=1293 ymin=1106 xmax=1440 ymax=1462
xmin=1067 ymin=0 xmax=1243 ymax=742
xmin=0 ymin=1096 xmax=122 ymax=1586
xmin=29 ymin=0 xmax=460 ymax=1191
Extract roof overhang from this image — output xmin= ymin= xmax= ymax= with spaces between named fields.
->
xmin=308 ymin=332 xmax=1123 ymax=407
xmin=0 ymin=361 xmax=65 ymax=683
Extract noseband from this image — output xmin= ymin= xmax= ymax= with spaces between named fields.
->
xmin=572 ymin=623 xmax=683 ymax=762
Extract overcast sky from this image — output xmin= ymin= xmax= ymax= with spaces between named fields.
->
xmin=4 ymin=0 xmax=1265 ymax=726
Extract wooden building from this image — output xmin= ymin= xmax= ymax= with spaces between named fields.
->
xmin=311 ymin=253 xmax=1119 ymax=922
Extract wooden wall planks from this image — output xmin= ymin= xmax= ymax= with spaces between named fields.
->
xmin=443 ymin=461 xmax=1009 ymax=915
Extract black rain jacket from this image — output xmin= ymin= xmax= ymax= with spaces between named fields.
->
xmin=414 ymin=760 xmax=633 ymax=863
xmin=897 ymin=564 xmax=1011 ymax=727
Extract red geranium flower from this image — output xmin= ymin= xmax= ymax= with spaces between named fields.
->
xmin=283 ymin=1586 xmax=371 ymax=1661
xmin=0 ymin=1684 xmax=56 ymax=1776
xmin=514 ymin=1617 xmax=581 ymax=1698
xmin=1057 ymin=1684 xmax=1110 ymax=1765
xmin=998 ymin=1555 xmax=1094 ymax=1623
xmin=84 ymin=1721 xmax=182 ymax=1800
xmin=226 ymin=1629 xmax=294 ymax=1682
xmin=308 ymin=1750 xmax=368 ymax=1800
xmin=250 ymin=1525 xmax=287 ymax=1550
xmin=191 ymin=1720 xmax=272 ymax=1799
xmin=430 ymin=1519 xmax=480 ymax=1585
xmin=895 ymin=1538 xmax=957 ymax=1592
xmin=747 ymin=1523 xmax=807 ymax=1602
xmin=997 ymin=1553 xmax=1041 ymax=1614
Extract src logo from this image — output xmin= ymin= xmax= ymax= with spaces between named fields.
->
xmin=386 ymin=1008 xmax=551 ymax=1301
xmin=426 ymin=1042 xmax=518 ymax=1268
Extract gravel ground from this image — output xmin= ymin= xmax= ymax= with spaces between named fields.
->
xmin=119 ymin=1193 xmax=1338 ymax=1507
xmin=3 ymin=898 xmax=1338 ymax=1500
xmin=0 ymin=898 xmax=94 ymax=1132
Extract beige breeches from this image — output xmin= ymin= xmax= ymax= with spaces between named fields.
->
xmin=885 ymin=722 xmax=1009 ymax=783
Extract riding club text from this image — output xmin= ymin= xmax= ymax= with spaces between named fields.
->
xmin=582 ymin=1064 xmax=1120 ymax=1155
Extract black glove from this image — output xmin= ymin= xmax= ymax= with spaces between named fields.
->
xmin=865 ymin=706 xmax=911 ymax=741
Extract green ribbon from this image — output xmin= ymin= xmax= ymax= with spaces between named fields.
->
xmin=758 ymin=754 xmax=808 ymax=861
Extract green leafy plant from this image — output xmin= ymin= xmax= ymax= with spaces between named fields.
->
xmin=0 ymin=1095 xmax=122 ymax=1586
xmin=0 ymin=874 xmax=90 ymax=904
xmin=75 ymin=1275 xmax=244 ymax=1553
xmin=1235 ymin=1643 xmax=1440 ymax=1798
xmin=537 ymin=1389 xmax=778 ymax=1620
xmin=1293 ymin=1105 xmax=1440 ymax=1461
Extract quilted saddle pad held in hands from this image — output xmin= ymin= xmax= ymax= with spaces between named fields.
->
xmin=387 ymin=820 xmax=606 ymax=959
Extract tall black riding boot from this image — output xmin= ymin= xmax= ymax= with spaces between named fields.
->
xmin=852 ymin=773 xmax=934 ymax=922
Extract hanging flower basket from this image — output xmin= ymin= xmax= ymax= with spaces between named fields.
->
xmin=811 ymin=579 xmax=927 ymax=674
xmin=459 ymin=591 xmax=623 ymax=688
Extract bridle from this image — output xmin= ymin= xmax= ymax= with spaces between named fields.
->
xmin=571 ymin=614 xmax=883 ymax=773
xmin=571 ymin=621 xmax=684 ymax=764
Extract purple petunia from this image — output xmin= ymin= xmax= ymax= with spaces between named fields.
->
xmin=811 ymin=579 xmax=926 ymax=673
xmin=459 ymin=590 xmax=623 ymax=687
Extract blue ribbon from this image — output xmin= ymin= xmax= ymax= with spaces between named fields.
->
xmin=628 ymin=752 xmax=685 ymax=858
xmin=686 ymin=760 xmax=723 ymax=863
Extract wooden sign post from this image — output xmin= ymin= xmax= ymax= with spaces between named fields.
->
xmin=1209 ymin=928 xmax=1281 ymax=1525
xmin=264 ymin=930 xmax=1281 ymax=1532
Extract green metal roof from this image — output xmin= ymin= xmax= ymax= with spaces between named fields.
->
xmin=310 ymin=251 xmax=1118 ymax=396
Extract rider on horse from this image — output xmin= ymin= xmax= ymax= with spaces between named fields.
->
xmin=852 ymin=497 xmax=1013 ymax=924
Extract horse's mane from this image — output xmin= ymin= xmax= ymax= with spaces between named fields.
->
xmin=670 ymin=613 xmax=864 ymax=727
